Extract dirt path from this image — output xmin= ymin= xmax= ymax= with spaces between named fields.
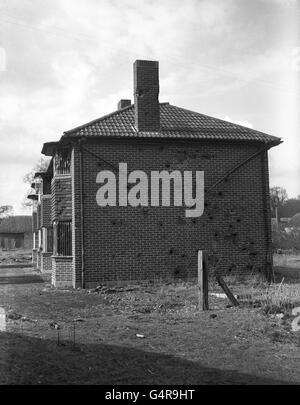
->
xmin=0 ymin=266 xmax=44 ymax=285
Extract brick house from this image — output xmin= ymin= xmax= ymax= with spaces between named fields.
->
xmin=29 ymin=60 xmax=281 ymax=288
xmin=0 ymin=216 xmax=32 ymax=250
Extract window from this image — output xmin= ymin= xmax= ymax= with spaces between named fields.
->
xmin=54 ymin=149 xmax=71 ymax=175
xmin=53 ymin=221 xmax=72 ymax=256
xmin=42 ymin=228 xmax=53 ymax=253
xmin=47 ymin=228 xmax=53 ymax=253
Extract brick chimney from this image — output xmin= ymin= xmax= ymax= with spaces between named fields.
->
xmin=133 ymin=60 xmax=160 ymax=132
xmin=118 ymin=99 xmax=131 ymax=110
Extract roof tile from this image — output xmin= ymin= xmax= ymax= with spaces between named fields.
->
xmin=62 ymin=103 xmax=281 ymax=144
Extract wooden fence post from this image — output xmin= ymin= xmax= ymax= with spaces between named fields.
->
xmin=216 ymin=275 xmax=239 ymax=307
xmin=198 ymin=250 xmax=209 ymax=311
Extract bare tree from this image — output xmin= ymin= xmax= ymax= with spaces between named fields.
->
xmin=0 ymin=205 xmax=13 ymax=222
xmin=22 ymin=157 xmax=51 ymax=208
xmin=270 ymin=186 xmax=288 ymax=226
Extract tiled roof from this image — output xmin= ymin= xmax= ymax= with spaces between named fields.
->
xmin=63 ymin=103 xmax=281 ymax=145
xmin=0 ymin=216 xmax=32 ymax=234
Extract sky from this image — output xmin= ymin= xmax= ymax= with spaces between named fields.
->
xmin=0 ymin=0 xmax=299 ymax=215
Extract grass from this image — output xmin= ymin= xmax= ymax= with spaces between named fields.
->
xmin=0 ymin=249 xmax=300 ymax=384
xmin=0 ymin=271 xmax=300 ymax=384
xmin=0 ymin=249 xmax=32 ymax=266
xmin=260 ymin=283 xmax=300 ymax=315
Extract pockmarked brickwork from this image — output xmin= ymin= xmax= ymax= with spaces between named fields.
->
xmin=70 ymin=138 xmax=273 ymax=288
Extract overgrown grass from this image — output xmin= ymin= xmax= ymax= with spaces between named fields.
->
xmin=208 ymin=273 xmax=300 ymax=315
xmin=259 ymin=283 xmax=300 ymax=315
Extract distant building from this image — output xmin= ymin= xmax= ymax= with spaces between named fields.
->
xmin=29 ymin=60 xmax=281 ymax=288
xmin=0 ymin=216 xmax=32 ymax=250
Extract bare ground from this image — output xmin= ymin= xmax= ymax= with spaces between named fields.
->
xmin=0 ymin=266 xmax=299 ymax=385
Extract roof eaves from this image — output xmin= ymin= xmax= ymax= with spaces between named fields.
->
xmin=41 ymin=142 xmax=59 ymax=156
xmin=167 ymin=104 xmax=281 ymax=144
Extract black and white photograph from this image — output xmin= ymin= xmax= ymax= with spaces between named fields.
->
xmin=0 ymin=0 xmax=299 ymax=389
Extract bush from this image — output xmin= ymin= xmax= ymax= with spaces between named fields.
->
xmin=290 ymin=213 xmax=300 ymax=228
xmin=272 ymin=226 xmax=300 ymax=252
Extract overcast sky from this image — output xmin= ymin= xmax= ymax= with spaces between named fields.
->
xmin=0 ymin=0 xmax=299 ymax=215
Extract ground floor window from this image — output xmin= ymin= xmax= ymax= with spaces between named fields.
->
xmin=42 ymin=228 xmax=53 ymax=253
xmin=53 ymin=221 xmax=72 ymax=256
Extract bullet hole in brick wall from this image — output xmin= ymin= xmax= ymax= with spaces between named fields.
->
xmin=209 ymin=215 xmax=213 ymax=220
xmin=227 ymin=264 xmax=237 ymax=274
xmin=173 ymin=266 xmax=187 ymax=279
xmin=165 ymin=163 xmax=171 ymax=169
xmin=181 ymin=254 xmax=186 ymax=258
xmin=158 ymin=222 xmax=163 ymax=227
xmin=201 ymin=154 xmax=212 ymax=160
xmin=98 ymin=163 xmax=102 ymax=168
xmin=174 ymin=268 xmax=180 ymax=276
xmin=204 ymin=202 xmax=209 ymax=207
xmin=218 ymin=191 xmax=223 ymax=197
xmin=237 ymin=218 xmax=241 ymax=223
xmin=138 ymin=90 xmax=144 ymax=97
xmin=192 ymin=219 xmax=197 ymax=224
xmin=169 ymin=248 xmax=174 ymax=255
xmin=249 ymin=251 xmax=257 ymax=257
xmin=224 ymin=233 xmax=237 ymax=242
xmin=111 ymin=219 xmax=123 ymax=226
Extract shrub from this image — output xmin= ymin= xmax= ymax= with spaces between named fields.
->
xmin=272 ymin=226 xmax=300 ymax=252
xmin=290 ymin=213 xmax=300 ymax=228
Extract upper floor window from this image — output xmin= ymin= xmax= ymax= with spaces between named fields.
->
xmin=43 ymin=178 xmax=51 ymax=195
xmin=54 ymin=148 xmax=71 ymax=175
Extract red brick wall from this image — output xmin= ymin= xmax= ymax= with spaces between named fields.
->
xmin=51 ymin=176 xmax=72 ymax=222
xmin=41 ymin=196 xmax=52 ymax=228
xmin=52 ymin=256 xmax=73 ymax=287
xmin=134 ymin=60 xmax=160 ymax=131
xmin=72 ymin=138 xmax=272 ymax=288
xmin=71 ymin=146 xmax=83 ymax=287
xmin=41 ymin=252 xmax=52 ymax=273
